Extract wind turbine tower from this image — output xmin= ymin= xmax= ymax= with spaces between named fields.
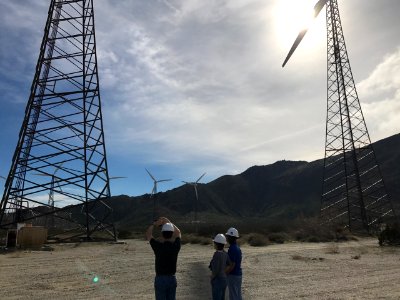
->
xmin=34 ymin=163 xmax=64 ymax=228
xmin=34 ymin=163 xmax=64 ymax=209
xmin=282 ymin=0 xmax=396 ymax=232
xmin=145 ymin=169 xmax=172 ymax=221
xmin=183 ymin=172 xmax=206 ymax=232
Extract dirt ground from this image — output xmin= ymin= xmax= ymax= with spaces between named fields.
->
xmin=0 ymin=237 xmax=400 ymax=299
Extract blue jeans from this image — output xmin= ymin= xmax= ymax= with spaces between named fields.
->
xmin=211 ymin=276 xmax=227 ymax=300
xmin=227 ymin=275 xmax=242 ymax=300
xmin=154 ymin=275 xmax=177 ymax=300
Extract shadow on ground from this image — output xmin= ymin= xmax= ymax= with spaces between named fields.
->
xmin=183 ymin=261 xmax=211 ymax=299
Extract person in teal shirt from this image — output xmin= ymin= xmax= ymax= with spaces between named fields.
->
xmin=226 ymin=227 xmax=242 ymax=300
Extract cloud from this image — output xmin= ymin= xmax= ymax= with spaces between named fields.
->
xmin=0 ymin=2 xmax=48 ymax=103
xmin=1 ymin=0 xmax=399 ymax=196
xmin=158 ymin=0 xmax=261 ymax=25
xmin=358 ymin=48 xmax=400 ymax=102
xmin=358 ymin=48 xmax=400 ymax=141
xmin=89 ymin=0 xmax=330 ymax=179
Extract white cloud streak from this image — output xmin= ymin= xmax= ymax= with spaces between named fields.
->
xmin=358 ymin=48 xmax=400 ymax=141
xmin=93 ymin=0 xmax=399 ymax=179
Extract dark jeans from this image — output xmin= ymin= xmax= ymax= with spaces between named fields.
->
xmin=211 ymin=276 xmax=227 ymax=300
xmin=227 ymin=275 xmax=242 ymax=300
xmin=154 ymin=275 xmax=177 ymax=300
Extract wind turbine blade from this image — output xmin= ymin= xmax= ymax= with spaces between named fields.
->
xmin=157 ymin=179 xmax=172 ymax=183
xmin=54 ymin=162 xmax=64 ymax=175
xmin=313 ymin=0 xmax=328 ymax=18
xmin=145 ymin=168 xmax=156 ymax=181
xmin=194 ymin=185 xmax=199 ymax=201
xmin=196 ymin=173 xmax=206 ymax=183
xmin=56 ymin=182 xmax=63 ymax=193
xmin=109 ymin=176 xmax=127 ymax=180
xmin=282 ymin=29 xmax=308 ymax=67
xmin=33 ymin=173 xmax=51 ymax=177
xmin=282 ymin=0 xmax=327 ymax=67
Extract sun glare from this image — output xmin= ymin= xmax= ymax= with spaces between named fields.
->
xmin=274 ymin=0 xmax=326 ymax=53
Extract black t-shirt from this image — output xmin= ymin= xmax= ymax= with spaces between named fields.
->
xmin=150 ymin=237 xmax=181 ymax=276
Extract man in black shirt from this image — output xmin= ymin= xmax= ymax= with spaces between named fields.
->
xmin=146 ymin=217 xmax=181 ymax=300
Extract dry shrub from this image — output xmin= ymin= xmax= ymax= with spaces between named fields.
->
xmin=181 ymin=234 xmax=211 ymax=245
xmin=335 ymin=227 xmax=358 ymax=241
xmin=117 ymin=229 xmax=132 ymax=239
xmin=351 ymin=255 xmax=361 ymax=259
xmin=268 ymin=232 xmax=288 ymax=244
xmin=264 ymin=223 xmax=290 ymax=234
xmin=292 ymin=254 xmax=311 ymax=261
xmin=325 ymin=243 xmax=339 ymax=254
xmin=8 ymin=251 xmax=22 ymax=258
xmin=291 ymin=254 xmax=307 ymax=261
xmin=358 ymin=246 xmax=368 ymax=255
xmin=41 ymin=245 xmax=54 ymax=251
xmin=292 ymin=255 xmax=325 ymax=262
xmin=292 ymin=218 xmax=333 ymax=242
xmin=244 ymin=233 xmax=269 ymax=247
xmin=378 ymin=223 xmax=400 ymax=246
xmin=293 ymin=218 xmax=356 ymax=242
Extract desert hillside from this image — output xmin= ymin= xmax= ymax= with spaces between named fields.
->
xmin=106 ymin=133 xmax=400 ymax=230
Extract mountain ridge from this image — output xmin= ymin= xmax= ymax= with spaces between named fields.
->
xmin=107 ymin=133 xmax=400 ymax=228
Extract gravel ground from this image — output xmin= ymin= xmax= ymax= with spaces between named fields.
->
xmin=0 ymin=238 xmax=399 ymax=299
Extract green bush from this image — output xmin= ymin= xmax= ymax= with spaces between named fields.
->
xmin=246 ymin=233 xmax=269 ymax=247
xmin=379 ymin=223 xmax=400 ymax=246
xmin=334 ymin=227 xmax=358 ymax=241
xmin=268 ymin=232 xmax=287 ymax=244
xmin=181 ymin=234 xmax=212 ymax=245
xmin=117 ymin=229 xmax=132 ymax=239
xmin=306 ymin=236 xmax=320 ymax=243
xmin=292 ymin=218 xmax=341 ymax=242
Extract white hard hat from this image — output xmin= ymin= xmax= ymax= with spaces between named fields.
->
xmin=161 ymin=223 xmax=174 ymax=232
xmin=225 ymin=227 xmax=239 ymax=238
xmin=213 ymin=233 xmax=227 ymax=245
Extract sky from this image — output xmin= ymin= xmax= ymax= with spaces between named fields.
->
xmin=0 ymin=0 xmax=399 ymax=197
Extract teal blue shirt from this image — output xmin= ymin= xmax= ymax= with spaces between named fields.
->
xmin=228 ymin=243 xmax=242 ymax=276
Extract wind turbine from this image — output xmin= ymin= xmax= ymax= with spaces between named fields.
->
xmin=145 ymin=168 xmax=172 ymax=221
xmin=35 ymin=163 xmax=64 ymax=209
xmin=0 ymin=175 xmax=6 ymax=187
xmin=0 ymin=176 xmax=6 ymax=219
xmin=0 ymin=175 xmax=5 ymax=195
xmin=182 ymin=172 xmax=206 ymax=232
xmin=282 ymin=0 xmax=395 ymax=232
xmin=34 ymin=163 xmax=64 ymax=227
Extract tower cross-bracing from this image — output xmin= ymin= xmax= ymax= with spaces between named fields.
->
xmin=0 ymin=0 xmax=116 ymax=241
xmin=283 ymin=0 xmax=396 ymax=232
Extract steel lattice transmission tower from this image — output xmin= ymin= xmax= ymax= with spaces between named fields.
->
xmin=282 ymin=0 xmax=396 ymax=232
xmin=0 ymin=0 xmax=116 ymax=241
